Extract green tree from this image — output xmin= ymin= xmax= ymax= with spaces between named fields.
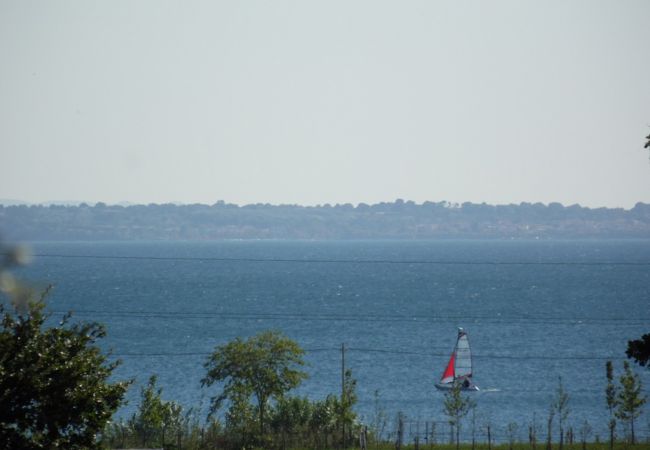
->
xmin=161 ymin=401 xmax=185 ymax=449
xmin=270 ymin=396 xmax=313 ymax=448
xmin=605 ymin=361 xmax=618 ymax=450
xmin=223 ymin=390 xmax=257 ymax=448
xmin=0 ymin=295 xmax=129 ymax=449
xmin=202 ymin=330 xmax=307 ymax=443
xmin=309 ymin=395 xmax=338 ymax=448
xmin=443 ymin=384 xmax=476 ymax=450
xmin=103 ymin=375 xmax=190 ymax=449
xmin=338 ymin=368 xmax=358 ymax=446
xmin=626 ymin=333 xmax=650 ymax=367
xmin=615 ymin=360 xmax=646 ymax=444
xmin=129 ymin=375 xmax=172 ymax=447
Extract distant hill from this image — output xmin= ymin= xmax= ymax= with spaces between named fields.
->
xmin=1 ymin=200 xmax=649 ymax=240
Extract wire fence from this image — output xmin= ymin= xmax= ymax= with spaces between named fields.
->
xmin=373 ymin=419 xmax=650 ymax=446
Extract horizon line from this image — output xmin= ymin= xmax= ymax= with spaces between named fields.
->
xmin=1 ymin=198 xmax=648 ymax=210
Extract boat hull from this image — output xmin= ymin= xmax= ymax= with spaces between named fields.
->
xmin=435 ymin=382 xmax=479 ymax=392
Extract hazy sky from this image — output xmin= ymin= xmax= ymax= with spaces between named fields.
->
xmin=1 ymin=1 xmax=649 ymax=208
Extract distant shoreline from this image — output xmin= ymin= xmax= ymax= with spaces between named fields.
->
xmin=2 ymin=200 xmax=649 ymax=241
xmin=1 ymin=199 xmax=648 ymax=209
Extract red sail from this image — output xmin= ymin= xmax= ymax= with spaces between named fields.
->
xmin=440 ymin=352 xmax=455 ymax=384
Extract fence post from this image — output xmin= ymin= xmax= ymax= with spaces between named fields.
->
xmin=360 ymin=425 xmax=367 ymax=450
xmin=530 ymin=425 xmax=535 ymax=450
xmin=431 ymin=421 xmax=436 ymax=448
xmin=425 ymin=421 xmax=429 ymax=448
xmin=395 ymin=413 xmax=404 ymax=450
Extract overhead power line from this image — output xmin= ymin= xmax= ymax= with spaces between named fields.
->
xmin=109 ymin=346 xmax=624 ymax=361
xmin=28 ymin=253 xmax=650 ymax=266
xmin=45 ymin=309 xmax=650 ymax=324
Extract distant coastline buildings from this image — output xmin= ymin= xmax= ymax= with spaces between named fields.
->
xmin=1 ymin=200 xmax=649 ymax=240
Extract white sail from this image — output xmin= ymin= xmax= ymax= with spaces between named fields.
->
xmin=454 ymin=329 xmax=472 ymax=379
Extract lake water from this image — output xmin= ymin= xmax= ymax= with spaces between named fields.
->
xmin=11 ymin=240 xmax=650 ymax=443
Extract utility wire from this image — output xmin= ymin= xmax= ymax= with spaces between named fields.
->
xmin=28 ymin=253 xmax=650 ymax=266
xmin=45 ymin=309 xmax=650 ymax=324
xmin=10 ymin=253 xmax=643 ymax=361
xmin=109 ymin=347 xmax=625 ymax=361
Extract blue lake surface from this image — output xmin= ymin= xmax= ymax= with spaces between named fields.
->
xmin=11 ymin=240 xmax=650 ymax=442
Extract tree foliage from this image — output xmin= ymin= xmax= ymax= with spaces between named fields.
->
xmin=131 ymin=375 xmax=165 ymax=446
xmin=264 ymin=390 xmax=358 ymax=450
xmin=0 ymin=296 xmax=130 ymax=449
xmin=104 ymin=375 xmax=208 ymax=449
xmin=120 ymin=375 xmax=186 ymax=448
xmin=605 ymin=361 xmax=618 ymax=449
xmin=270 ymin=396 xmax=313 ymax=434
xmin=338 ymin=367 xmax=358 ymax=444
xmin=626 ymin=333 xmax=650 ymax=367
xmin=615 ymin=360 xmax=646 ymax=444
xmin=443 ymin=384 xmax=476 ymax=450
xmin=202 ymin=330 xmax=307 ymax=443
xmin=129 ymin=375 xmax=187 ymax=447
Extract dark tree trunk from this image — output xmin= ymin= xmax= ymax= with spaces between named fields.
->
xmin=258 ymin=396 xmax=266 ymax=441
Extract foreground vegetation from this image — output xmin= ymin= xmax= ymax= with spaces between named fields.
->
xmin=369 ymin=445 xmax=649 ymax=450
xmin=98 ymin=338 xmax=646 ymax=450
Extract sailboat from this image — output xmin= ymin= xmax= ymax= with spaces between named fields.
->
xmin=435 ymin=327 xmax=479 ymax=391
